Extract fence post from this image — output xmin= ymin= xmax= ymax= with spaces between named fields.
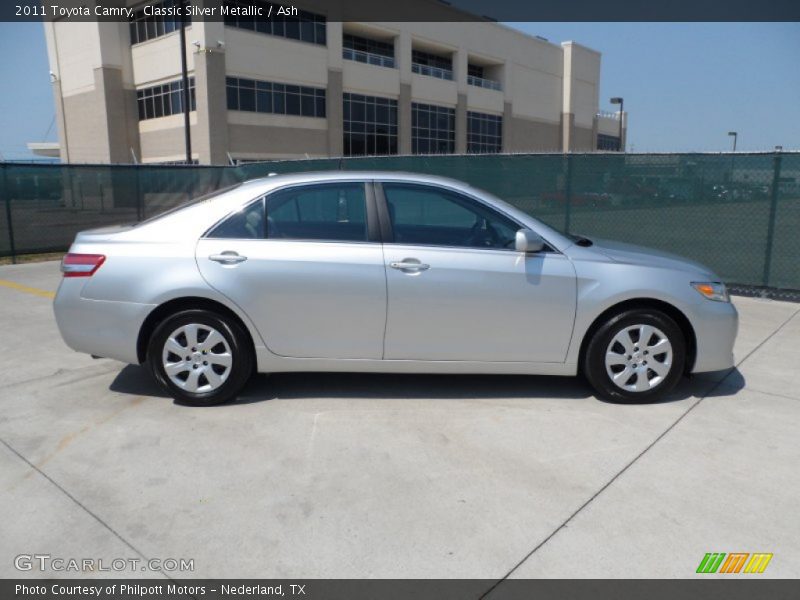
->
xmin=135 ymin=167 xmax=143 ymax=221
xmin=761 ymin=151 xmax=782 ymax=287
xmin=563 ymin=153 xmax=573 ymax=235
xmin=2 ymin=164 xmax=17 ymax=264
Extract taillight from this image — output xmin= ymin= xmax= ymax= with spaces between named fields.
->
xmin=61 ymin=253 xmax=106 ymax=277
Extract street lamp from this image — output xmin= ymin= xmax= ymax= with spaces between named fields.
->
xmin=727 ymin=131 xmax=737 ymax=152
xmin=727 ymin=132 xmax=738 ymax=183
xmin=179 ymin=0 xmax=192 ymax=164
xmin=610 ymin=97 xmax=624 ymax=151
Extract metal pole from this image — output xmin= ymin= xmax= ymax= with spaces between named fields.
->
xmin=179 ymin=1 xmax=192 ymax=165
xmin=618 ymin=99 xmax=624 ymax=152
xmin=2 ymin=164 xmax=17 ymax=264
xmin=761 ymin=151 xmax=782 ymax=287
xmin=135 ymin=167 xmax=143 ymax=222
xmin=563 ymin=153 xmax=573 ymax=234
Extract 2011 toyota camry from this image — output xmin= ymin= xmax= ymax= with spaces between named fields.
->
xmin=54 ymin=171 xmax=737 ymax=406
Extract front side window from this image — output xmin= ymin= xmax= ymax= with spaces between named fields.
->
xmin=382 ymin=183 xmax=518 ymax=249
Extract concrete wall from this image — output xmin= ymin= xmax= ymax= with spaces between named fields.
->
xmin=45 ymin=15 xmax=611 ymax=163
xmin=46 ymin=21 xmax=140 ymax=163
xmin=561 ymin=41 xmax=601 ymax=151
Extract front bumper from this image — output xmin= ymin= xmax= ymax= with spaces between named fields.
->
xmin=54 ymin=278 xmax=155 ymax=365
xmin=687 ymin=297 xmax=738 ymax=373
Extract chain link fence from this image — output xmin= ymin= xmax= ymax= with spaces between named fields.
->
xmin=1 ymin=152 xmax=798 ymax=297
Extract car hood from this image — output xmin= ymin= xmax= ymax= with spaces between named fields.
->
xmin=586 ymin=237 xmax=717 ymax=278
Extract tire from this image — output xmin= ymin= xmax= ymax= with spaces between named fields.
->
xmin=147 ymin=309 xmax=253 ymax=406
xmin=583 ymin=308 xmax=686 ymax=404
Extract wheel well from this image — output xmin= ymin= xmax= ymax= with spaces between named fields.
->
xmin=136 ymin=297 xmax=256 ymax=364
xmin=577 ymin=298 xmax=697 ymax=375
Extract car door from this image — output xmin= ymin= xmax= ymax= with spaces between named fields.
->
xmin=378 ymin=182 xmax=576 ymax=363
xmin=196 ymin=181 xmax=386 ymax=359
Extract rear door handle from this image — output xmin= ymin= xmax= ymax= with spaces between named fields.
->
xmin=390 ymin=261 xmax=430 ymax=271
xmin=209 ymin=252 xmax=247 ymax=265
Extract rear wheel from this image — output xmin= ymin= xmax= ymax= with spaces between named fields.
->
xmin=583 ymin=309 xmax=686 ymax=403
xmin=147 ymin=309 xmax=253 ymax=406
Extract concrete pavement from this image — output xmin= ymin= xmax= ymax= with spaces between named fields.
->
xmin=0 ymin=261 xmax=798 ymax=580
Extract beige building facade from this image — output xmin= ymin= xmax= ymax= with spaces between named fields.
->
xmin=44 ymin=1 xmax=625 ymax=165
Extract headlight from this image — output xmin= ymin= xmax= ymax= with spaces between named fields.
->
xmin=691 ymin=281 xmax=729 ymax=302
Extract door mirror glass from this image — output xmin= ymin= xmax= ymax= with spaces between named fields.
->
xmin=515 ymin=229 xmax=545 ymax=253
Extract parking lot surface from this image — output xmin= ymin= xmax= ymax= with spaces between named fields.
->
xmin=1 ymin=260 xmax=798 ymax=580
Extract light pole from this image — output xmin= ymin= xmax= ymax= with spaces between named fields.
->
xmin=728 ymin=131 xmax=737 ymax=152
xmin=179 ymin=0 xmax=192 ymax=165
xmin=610 ymin=97 xmax=624 ymax=151
xmin=727 ymin=131 xmax=737 ymax=183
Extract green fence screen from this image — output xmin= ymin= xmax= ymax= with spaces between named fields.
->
xmin=1 ymin=152 xmax=798 ymax=292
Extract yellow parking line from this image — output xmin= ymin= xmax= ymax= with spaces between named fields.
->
xmin=0 ymin=279 xmax=56 ymax=299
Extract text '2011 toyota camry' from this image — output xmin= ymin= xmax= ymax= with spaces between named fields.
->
xmin=54 ymin=172 xmax=737 ymax=406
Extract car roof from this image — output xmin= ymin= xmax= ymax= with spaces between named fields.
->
xmin=238 ymin=170 xmax=472 ymax=193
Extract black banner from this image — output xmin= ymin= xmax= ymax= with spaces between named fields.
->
xmin=3 ymin=580 xmax=800 ymax=600
xmin=3 ymin=0 xmax=800 ymax=22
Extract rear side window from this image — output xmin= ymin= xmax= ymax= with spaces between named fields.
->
xmin=207 ymin=198 xmax=265 ymax=239
xmin=266 ymin=183 xmax=368 ymax=242
xmin=206 ymin=183 xmax=369 ymax=242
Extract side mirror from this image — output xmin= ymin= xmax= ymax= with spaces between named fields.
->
xmin=515 ymin=229 xmax=545 ymax=253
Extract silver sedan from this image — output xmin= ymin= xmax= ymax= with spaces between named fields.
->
xmin=54 ymin=171 xmax=737 ymax=405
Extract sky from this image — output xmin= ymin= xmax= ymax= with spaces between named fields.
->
xmin=0 ymin=21 xmax=798 ymax=160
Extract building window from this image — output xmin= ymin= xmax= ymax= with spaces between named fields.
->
xmin=342 ymin=33 xmax=395 ymax=68
xmin=223 ymin=1 xmax=326 ymax=45
xmin=343 ymin=93 xmax=398 ymax=156
xmin=412 ymin=103 xmax=455 ymax=154
xmin=467 ymin=111 xmax=502 ymax=153
xmin=226 ymin=77 xmax=326 ymax=118
xmin=129 ymin=0 xmax=189 ymax=45
xmin=467 ymin=64 xmax=484 ymax=78
xmin=467 ymin=63 xmax=502 ymax=91
xmin=597 ymin=134 xmax=622 ymax=151
xmin=137 ymin=78 xmax=196 ymax=121
xmin=411 ymin=49 xmax=453 ymax=80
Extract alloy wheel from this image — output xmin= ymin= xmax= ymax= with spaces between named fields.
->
xmin=604 ymin=324 xmax=673 ymax=392
xmin=161 ymin=323 xmax=233 ymax=393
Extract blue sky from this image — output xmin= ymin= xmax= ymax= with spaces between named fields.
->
xmin=0 ymin=21 xmax=798 ymax=160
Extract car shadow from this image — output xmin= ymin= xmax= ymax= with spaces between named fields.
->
xmin=108 ymin=364 xmax=746 ymax=406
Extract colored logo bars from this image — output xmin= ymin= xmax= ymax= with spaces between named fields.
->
xmin=696 ymin=553 xmax=773 ymax=574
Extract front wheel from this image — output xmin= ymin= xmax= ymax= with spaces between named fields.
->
xmin=583 ymin=309 xmax=686 ymax=403
xmin=147 ymin=309 xmax=253 ymax=406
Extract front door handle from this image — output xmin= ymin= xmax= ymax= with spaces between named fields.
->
xmin=209 ymin=251 xmax=247 ymax=265
xmin=390 ymin=260 xmax=430 ymax=271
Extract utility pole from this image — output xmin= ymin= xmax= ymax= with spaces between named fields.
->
xmin=179 ymin=0 xmax=192 ymax=164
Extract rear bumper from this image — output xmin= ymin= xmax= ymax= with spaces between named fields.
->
xmin=688 ymin=298 xmax=738 ymax=373
xmin=54 ymin=279 xmax=155 ymax=365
